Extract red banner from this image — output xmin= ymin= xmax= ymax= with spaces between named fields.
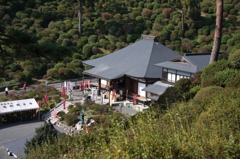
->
xmin=53 ymin=108 xmax=57 ymax=118
xmin=37 ymin=101 xmax=41 ymax=108
xmin=62 ymin=86 xmax=66 ymax=96
xmin=79 ymin=82 xmax=83 ymax=91
xmin=133 ymin=94 xmax=138 ymax=105
xmin=63 ymin=99 xmax=66 ymax=109
xmin=44 ymin=94 xmax=49 ymax=104
xmin=83 ymin=81 xmax=87 ymax=90
xmin=112 ymin=89 xmax=116 ymax=100
xmin=87 ymin=80 xmax=90 ymax=88
xmin=86 ymin=125 xmax=89 ymax=133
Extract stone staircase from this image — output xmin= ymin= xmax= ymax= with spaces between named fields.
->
xmin=41 ymin=100 xmax=72 ymax=124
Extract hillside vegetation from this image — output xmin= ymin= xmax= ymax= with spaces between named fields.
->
xmin=0 ymin=0 xmax=240 ymax=83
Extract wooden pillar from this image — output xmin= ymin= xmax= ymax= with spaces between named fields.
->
xmin=98 ymin=78 xmax=101 ymax=95
xmin=145 ymin=79 xmax=148 ymax=98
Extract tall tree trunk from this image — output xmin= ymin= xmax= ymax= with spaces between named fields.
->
xmin=209 ymin=0 xmax=223 ymax=64
xmin=78 ymin=0 xmax=82 ymax=36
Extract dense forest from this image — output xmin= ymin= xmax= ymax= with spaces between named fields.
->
xmin=0 ymin=0 xmax=240 ymax=84
xmin=0 ymin=0 xmax=240 ymax=158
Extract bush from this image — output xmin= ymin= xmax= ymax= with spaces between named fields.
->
xmin=214 ymin=68 xmax=240 ymax=87
xmin=157 ymin=87 xmax=183 ymax=108
xmin=64 ymin=114 xmax=79 ymax=126
xmin=221 ymin=34 xmax=231 ymax=44
xmin=57 ymin=111 xmax=65 ymax=118
xmin=226 ymin=75 xmax=240 ymax=88
xmin=88 ymin=35 xmax=98 ymax=43
xmin=174 ymin=78 xmax=192 ymax=92
xmin=193 ymin=86 xmax=224 ymax=103
xmin=28 ymin=92 xmax=36 ymax=98
xmin=13 ymin=86 xmax=18 ymax=90
xmin=229 ymin=49 xmax=240 ymax=68
xmin=0 ymin=97 xmax=8 ymax=101
xmin=70 ymin=107 xmax=80 ymax=114
xmin=68 ymin=105 xmax=74 ymax=111
xmin=201 ymin=60 xmax=231 ymax=87
xmin=227 ymin=38 xmax=235 ymax=46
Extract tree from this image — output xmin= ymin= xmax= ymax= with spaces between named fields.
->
xmin=209 ymin=0 xmax=223 ymax=64
xmin=168 ymin=0 xmax=202 ymax=36
xmin=25 ymin=122 xmax=58 ymax=154
xmin=76 ymin=0 xmax=95 ymax=36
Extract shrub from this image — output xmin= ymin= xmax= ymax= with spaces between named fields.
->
xmin=13 ymin=86 xmax=18 ymax=90
xmin=201 ymin=60 xmax=231 ymax=87
xmin=214 ymin=68 xmax=240 ymax=87
xmin=174 ymin=78 xmax=192 ymax=92
xmin=91 ymin=115 xmax=107 ymax=124
xmin=0 ymin=97 xmax=8 ymax=101
xmin=157 ymin=87 xmax=183 ymax=107
xmin=229 ymin=49 xmax=240 ymax=68
xmin=28 ymin=92 xmax=36 ymax=98
xmin=57 ymin=111 xmax=66 ymax=118
xmin=193 ymin=86 xmax=224 ymax=103
xmin=70 ymin=107 xmax=80 ymax=114
xmin=64 ymin=114 xmax=79 ymax=126
xmin=88 ymin=35 xmax=98 ymax=43
xmin=228 ymin=15 xmax=237 ymax=22
xmin=227 ymin=38 xmax=235 ymax=46
xmin=68 ymin=105 xmax=74 ymax=111
xmin=226 ymin=75 xmax=240 ymax=88
xmin=221 ymin=34 xmax=231 ymax=44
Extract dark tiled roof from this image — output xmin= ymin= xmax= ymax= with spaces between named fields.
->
xmin=83 ymin=35 xmax=181 ymax=80
xmin=183 ymin=53 xmax=211 ymax=71
xmin=155 ymin=61 xmax=198 ymax=73
xmin=155 ymin=53 xmax=212 ymax=73
xmin=142 ymin=81 xmax=173 ymax=95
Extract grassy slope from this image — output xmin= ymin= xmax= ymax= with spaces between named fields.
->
xmin=25 ymin=88 xmax=240 ymax=159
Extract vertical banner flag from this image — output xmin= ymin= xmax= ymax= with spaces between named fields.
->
xmin=83 ymin=81 xmax=87 ymax=90
xmin=63 ymin=99 xmax=66 ymax=109
xmin=87 ymin=80 xmax=91 ymax=88
xmin=53 ymin=108 xmax=57 ymax=118
xmin=86 ymin=125 xmax=89 ymax=133
xmin=44 ymin=94 xmax=49 ymax=104
xmin=37 ymin=101 xmax=41 ymax=108
xmin=112 ymin=89 xmax=116 ymax=100
xmin=62 ymin=86 xmax=66 ymax=96
xmin=133 ymin=94 xmax=138 ymax=105
xmin=79 ymin=82 xmax=83 ymax=91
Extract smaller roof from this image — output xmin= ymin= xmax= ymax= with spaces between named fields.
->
xmin=155 ymin=53 xmax=212 ymax=73
xmin=155 ymin=61 xmax=197 ymax=73
xmin=0 ymin=98 xmax=39 ymax=114
xmin=142 ymin=81 xmax=173 ymax=95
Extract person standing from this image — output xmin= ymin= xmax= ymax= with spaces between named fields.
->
xmin=5 ymin=87 xmax=8 ymax=96
xmin=23 ymin=83 xmax=27 ymax=91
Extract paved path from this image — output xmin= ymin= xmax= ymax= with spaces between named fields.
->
xmin=0 ymin=120 xmax=44 ymax=159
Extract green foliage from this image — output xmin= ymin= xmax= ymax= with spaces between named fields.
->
xmin=226 ymin=74 xmax=240 ymax=88
xmin=214 ymin=68 xmax=240 ymax=87
xmin=229 ymin=49 xmax=240 ymax=68
xmin=12 ymin=85 xmax=18 ymax=90
xmin=193 ymin=86 xmax=224 ymax=103
xmin=174 ymin=78 xmax=192 ymax=92
xmin=201 ymin=60 xmax=231 ymax=87
xmin=57 ymin=111 xmax=65 ymax=118
xmin=25 ymin=87 xmax=240 ymax=159
xmin=25 ymin=122 xmax=57 ymax=154
xmin=28 ymin=92 xmax=36 ymax=98
xmin=64 ymin=113 xmax=79 ymax=126
xmin=88 ymin=35 xmax=98 ymax=43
